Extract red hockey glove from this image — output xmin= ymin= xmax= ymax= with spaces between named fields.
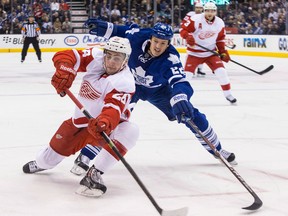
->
xmin=51 ymin=62 xmax=76 ymax=95
xmin=219 ymin=50 xmax=231 ymax=63
xmin=186 ymin=34 xmax=195 ymax=47
xmin=88 ymin=115 xmax=112 ymax=140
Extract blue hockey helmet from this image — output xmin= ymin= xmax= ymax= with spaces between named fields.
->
xmin=151 ymin=22 xmax=173 ymax=40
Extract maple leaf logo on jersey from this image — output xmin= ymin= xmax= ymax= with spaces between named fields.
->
xmin=131 ymin=66 xmax=154 ymax=87
xmin=168 ymin=54 xmax=181 ymax=64
xmin=125 ymin=28 xmax=140 ymax=35
xmin=199 ymin=31 xmax=216 ymax=40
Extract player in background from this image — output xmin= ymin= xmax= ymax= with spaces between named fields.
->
xmin=183 ymin=1 xmax=206 ymax=77
xmin=22 ymin=37 xmax=139 ymax=197
xmin=180 ymin=2 xmax=237 ymax=104
xmin=70 ymin=21 xmax=237 ymax=179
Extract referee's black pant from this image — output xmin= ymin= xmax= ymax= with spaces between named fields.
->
xmin=21 ymin=37 xmax=42 ymax=61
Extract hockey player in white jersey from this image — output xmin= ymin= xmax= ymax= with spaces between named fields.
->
xmin=186 ymin=1 xmax=203 ymax=17
xmin=180 ymin=2 xmax=237 ymax=103
xmin=183 ymin=1 xmax=206 ymax=77
xmin=22 ymin=36 xmax=139 ymax=197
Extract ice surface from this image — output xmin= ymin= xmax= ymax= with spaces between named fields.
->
xmin=0 ymin=52 xmax=287 ymax=216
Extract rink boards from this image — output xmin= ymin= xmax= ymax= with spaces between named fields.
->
xmin=0 ymin=33 xmax=288 ymax=58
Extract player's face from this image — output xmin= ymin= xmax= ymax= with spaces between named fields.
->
xmin=104 ymin=50 xmax=126 ymax=75
xmin=149 ymin=36 xmax=169 ymax=57
xmin=195 ymin=7 xmax=203 ymax=14
xmin=205 ymin=9 xmax=216 ymax=21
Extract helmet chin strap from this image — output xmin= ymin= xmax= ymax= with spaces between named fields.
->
xmin=145 ymin=40 xmax=152 ymax=56
xmin=119 ymin=58 xmax=128 ymax=71
xmin=147 ymin=47 xmax=154 ymax=58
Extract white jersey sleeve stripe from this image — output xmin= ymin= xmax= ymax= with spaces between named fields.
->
xmin=103 ymin=22 xmax=114 ymax=39
xmin=103 ymin=103 xmax=121 ymax=115
xmin=72 ymin=49 xmax=81 ymax=71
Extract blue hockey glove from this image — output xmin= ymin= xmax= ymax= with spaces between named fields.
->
xmin=84 ymin=18 xmax=116 ymax=36
xmin=170 ymin=94 xmax=194 ymax=123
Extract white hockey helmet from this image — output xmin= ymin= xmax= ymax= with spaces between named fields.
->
xmin=104 ymin=36 xmax=132 ymax=58
xmin=195 ymin=2 xmax=203 ymax=8
xmin=204 ymin=2 xmax=217 ymax=11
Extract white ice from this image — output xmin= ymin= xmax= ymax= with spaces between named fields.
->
xmin=0 ymin=52 xmax=287 ymax=216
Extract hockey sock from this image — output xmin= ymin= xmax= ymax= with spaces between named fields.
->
xmin=81 ymin=145 xmax=101 ymax=160
xmin=193 ymin=125 xmax=222 ymax=155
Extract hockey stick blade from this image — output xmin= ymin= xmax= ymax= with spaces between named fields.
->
xmin=226 ymin=44 xmax=236 ymax=49
xmin=257 ymin=65 xmax=274 ymax=75
xmin=242 ymin=196 xmax=263 ymax=210
xmin=161 ymin=207 xmax=189 ymax=216
xmin=230 ymin=59 xmax=273 ymax=75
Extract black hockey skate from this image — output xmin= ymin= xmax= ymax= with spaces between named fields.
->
xmin=197 ymin=68 xmax=206 ymax=76
xmin=226 ymin=95 xmax=237 ymax=104
xmin=23 ymin=160 xmax=45 ymax=174
xmin=70 ymin=153 xmax=90 ymax=176
xmin=76 ymin=165 xmax=107 ymax=197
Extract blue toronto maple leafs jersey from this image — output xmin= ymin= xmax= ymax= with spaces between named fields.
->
xmin=102 ymin=23 xmax=194 ymax=98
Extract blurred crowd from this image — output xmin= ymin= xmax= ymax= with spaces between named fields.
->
xmin=0 ymin=0 xmax=71 ymax=34
xmin=219 ymin=0 xmax=287 ymax=34
xmin=80 ymin=0 xmax=288 ymax=34
xmin=0 ymin=0 xmax=287 ymax=35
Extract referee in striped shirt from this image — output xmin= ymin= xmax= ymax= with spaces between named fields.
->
xmin=21 ymin=14 xmax=42 ymax=63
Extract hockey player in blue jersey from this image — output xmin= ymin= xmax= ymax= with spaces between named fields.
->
xmin=71 ymin=20 xmax=237 ymax=183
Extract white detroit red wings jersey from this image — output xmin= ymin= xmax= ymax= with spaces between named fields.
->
xmin=67 ymin=47 xmax=135 ymax=128
xmin=180 ymin=13 xmax=226 ymax=58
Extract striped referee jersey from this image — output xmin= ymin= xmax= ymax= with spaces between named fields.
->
xmin=21 ymin=21 xmax=41 ymax=38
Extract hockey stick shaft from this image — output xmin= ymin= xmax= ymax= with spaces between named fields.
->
xmin=195 ymin=43 xmax=273 ymax=75
xmin=185 ymin=119 xmax=263 ymax=210
xmin=65 ymin=89 xmax=188 ymax=216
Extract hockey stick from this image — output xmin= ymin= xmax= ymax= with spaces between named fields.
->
xmin=185 ymin=118 xmax=263 ymax=210
xmin=225 ymin=44 xmax=236 ymax=49
xmin=195 ymin=43 xmax=273 ymax=75
xmin=65 ymin=89 xmax=188 ymax=216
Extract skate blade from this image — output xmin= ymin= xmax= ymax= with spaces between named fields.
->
xmin=197 ymin=74 xmax=205 ymax=77
xmin=75 ymin=185 xmax=104 ymax=197
xmin=228 ymin=160 xmax=238 ymax=166
xmin=70 ymin=164 xmax=87 ymax=176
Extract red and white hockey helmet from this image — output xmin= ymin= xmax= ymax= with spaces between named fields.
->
xmin=103 ymin=36 xmax=131 ymax=73
xmin=104 ymin=36 xmax=132 ymax=57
